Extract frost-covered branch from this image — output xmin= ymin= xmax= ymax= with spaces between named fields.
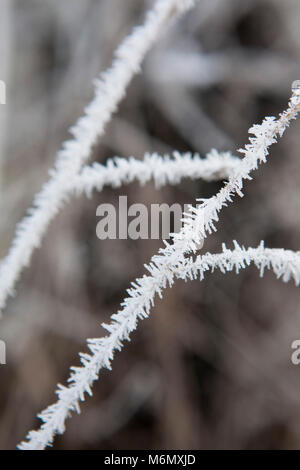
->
xmin=0 ymin=0 xmax=197 ymax=313
xmin=18 ymin=88 xmax=300 ymax=449
xmin=152 ymin=88 xmax=300 ymax=267
xmin=179 ymin=241 xmax=300 ymax=285
xmin=0 ymin=148 xmax=236 ymax=314
xmin=73 ymin=150 xmax=240 ymax=196
xmin=54 ymin=0 xmax=196 ymax=175
xmin=18 ymin=241 xmax=300 ymax=450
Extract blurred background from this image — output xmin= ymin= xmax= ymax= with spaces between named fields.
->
xmin=1 ymin=0 xmax=300 ymax=450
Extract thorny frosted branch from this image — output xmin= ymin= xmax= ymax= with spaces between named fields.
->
xmin=0 ymin=0 xmax=197 ymax=313
xmin=153 ymin=89 xmax=300 ymax=268
xmin=0 ymin=148 xmax=236 ymax=313
xmin=73 ymin=150 xmax=240 ymax=196
xmin=19 ymin=90 xmax=300 ymax=450
xmin=18 ymin=241 xmax=300 ymax=450
xmin=179 ymin=241 xmax=300 ymax=285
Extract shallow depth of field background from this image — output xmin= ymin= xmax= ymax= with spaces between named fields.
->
xmin=1 ymin=0 xmax=300 ymax=450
